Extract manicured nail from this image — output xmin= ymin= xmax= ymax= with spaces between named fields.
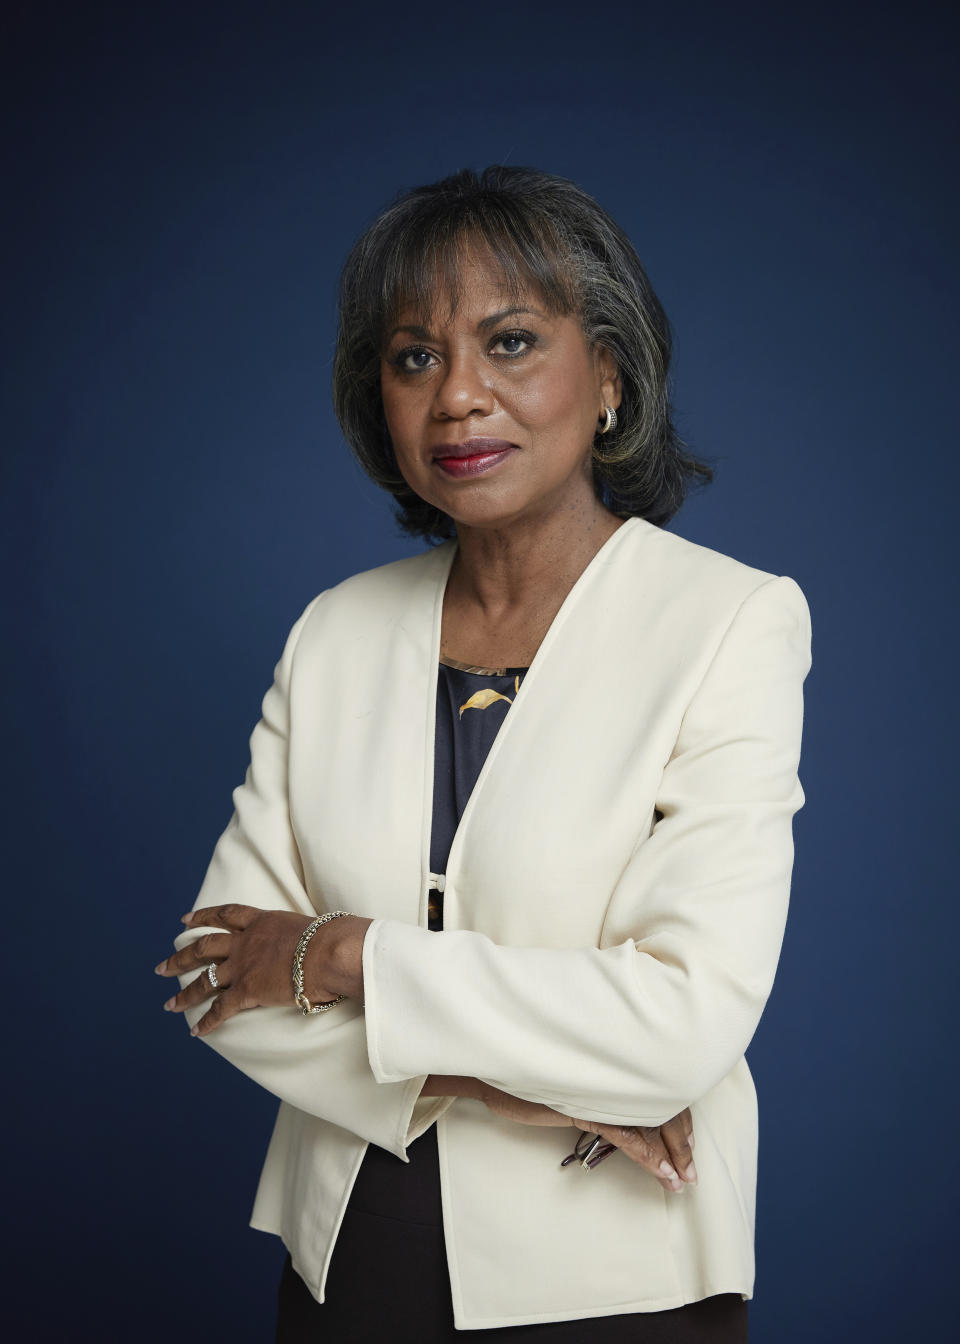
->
xmin=684 ymin=1160 xmax=698 ymax=1184
xmin=181 ymin=913 xmax=193 ymax=924
xmin=154 ymin=961 xmax=167 ymax=975
xmin=163 ymin=997 xmax=176 ymax=1011
xmin=659 ymin=1161 xmax=678 ymax=1180
xmin=189 ymin=1025 xmax=199 ymax=1036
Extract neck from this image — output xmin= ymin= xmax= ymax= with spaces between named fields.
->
xmin=447 ymin=503 xmax=625 ymax=621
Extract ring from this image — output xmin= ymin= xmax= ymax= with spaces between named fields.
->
xmin=206 ymin=963 xmax=220 ymax=990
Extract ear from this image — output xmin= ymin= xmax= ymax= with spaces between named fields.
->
xmin=593 ymin=344 xmax=622 ymax=412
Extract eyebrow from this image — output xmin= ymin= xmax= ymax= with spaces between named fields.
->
xmin=387 ymin=306 xmax=547 ymax=342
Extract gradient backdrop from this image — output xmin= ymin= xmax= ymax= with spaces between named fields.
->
xmin=4 ymin=2 xmax=956 ymax=1339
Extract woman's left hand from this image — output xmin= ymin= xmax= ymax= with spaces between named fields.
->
xmin=567 ymin=1111 xmax=697 ymax=1193
xmin=155 ymin=904 xmax=373 ymax=1037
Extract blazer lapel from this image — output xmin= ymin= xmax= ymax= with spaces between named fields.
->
xmin=440 ymin=518 xmax=657 ymax=941
xmin=292 ymin=539 xmax=456 ymax=927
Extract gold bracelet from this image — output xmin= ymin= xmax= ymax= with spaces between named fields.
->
xmin=292 ymin=910 xmax=351 ymax=1015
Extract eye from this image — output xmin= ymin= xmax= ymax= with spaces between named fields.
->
xmin=391 ymin=345 xmax=438 ymax=373
xmin=490 ymin=328 xmax=537 ymax=358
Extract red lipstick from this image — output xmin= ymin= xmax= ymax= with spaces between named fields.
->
xmin=431 ymin=438 xmax=517 ymax=478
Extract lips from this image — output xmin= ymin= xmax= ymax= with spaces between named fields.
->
xmin=431 ymin=438 xmax=517 ymax=461
xmin=432 ymin=440 xmax=517 ymax=479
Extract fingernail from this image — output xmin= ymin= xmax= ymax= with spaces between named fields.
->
xmin=688 ymin=1133 xmax=695 ymax=1151
xmin=154 ymin=961 xmax=167 ymax=975
xmin=189 ymin=1025 xmax=199 ymax=1036
xmin=181 ymin=913 xmax=193 ymax=924
xmin=163 ymin=997 xmax=176 ymax=1011
xmin=684 ymin=1160 xmax=698 ymax=1184
xmin=659 ymin=1160 xmax=678 ymax=1180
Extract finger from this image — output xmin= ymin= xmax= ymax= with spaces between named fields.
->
xmin=661 ymin=1110 xmax=698 ymax=1185
xmin=155 ymin=932 xmax=232 ymax=978
xmin=572 ymin=1120 xmax=685 ymax=1194
xmin=621 ymin=1125 xmax=687 ymax=1194
xmin=190 ymin=986 xmax=246 ymax=1037
xmin=182 ymin=904 xmax=259 ymax=933
xmin=163 ymin=964 xmax=229 ymax=1014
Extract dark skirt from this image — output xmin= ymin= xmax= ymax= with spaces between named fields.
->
xmin=276 ymin=1125 xmax=748 ymax=1342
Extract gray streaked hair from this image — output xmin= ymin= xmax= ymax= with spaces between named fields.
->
xmin=333 ymin=165 xmax=712 ymax=541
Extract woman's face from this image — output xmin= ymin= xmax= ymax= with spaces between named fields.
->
xmin=379 ymin=247 xmax=621 ymax=533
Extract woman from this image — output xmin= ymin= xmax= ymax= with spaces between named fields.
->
xmin=156 ymin=166 xmax=811 ymax=1340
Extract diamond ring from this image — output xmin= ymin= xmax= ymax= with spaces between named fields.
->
xmin=206 ymin=963 xmax=220 ymax=991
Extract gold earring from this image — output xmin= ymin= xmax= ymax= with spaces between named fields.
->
xmin=598 ymin=405 xmax=617 ymax=435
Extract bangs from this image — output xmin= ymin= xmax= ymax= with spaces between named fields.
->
xmin=376 ymin=212 xmax=582 ymax=339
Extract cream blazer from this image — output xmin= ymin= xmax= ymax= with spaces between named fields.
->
xmin=174 ymin=516 xmax=812 ymax=1331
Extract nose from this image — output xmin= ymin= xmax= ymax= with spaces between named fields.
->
xmin=432 ymin=350 xmax=495 ymax=420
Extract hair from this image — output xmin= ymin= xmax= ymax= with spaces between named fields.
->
xmin=333 ymin=165 xmax=713 ymax=542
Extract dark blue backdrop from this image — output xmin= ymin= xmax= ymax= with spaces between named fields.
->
xmin=4 ymin=2 xmax=956 ymax=1339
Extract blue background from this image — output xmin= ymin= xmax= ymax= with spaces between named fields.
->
xmin=4 ymin=1 xmax=956 ymax=1338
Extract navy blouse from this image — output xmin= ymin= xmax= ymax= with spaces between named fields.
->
xmin=428 ymin=656 xmax=530 ymax=930
xmin=345 ymin=656 xmax=528 ymax=1227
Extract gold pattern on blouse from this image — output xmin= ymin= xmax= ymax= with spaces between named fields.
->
xmin=458 ymin=675 xmax=523 ymax=720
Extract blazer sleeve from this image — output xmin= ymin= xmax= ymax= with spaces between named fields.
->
xmin=362 ymin=574 xmax=812 ymax=1129
xmin=171 ymin=595 xmax=446 ymax=1161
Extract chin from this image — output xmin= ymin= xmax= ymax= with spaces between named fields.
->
xmin=443 ymin=496 xmax=531 ymax=532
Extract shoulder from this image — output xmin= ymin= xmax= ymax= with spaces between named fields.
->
xmin=319 ymin=541 xmax=451 ymax=605
xmin=284 ymin=541 xmax=454 ymax=655
xmin=618 ymin=518 xmax=810 ymax=642
xmin=625 ymin=517 xmax=773 ymax=590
